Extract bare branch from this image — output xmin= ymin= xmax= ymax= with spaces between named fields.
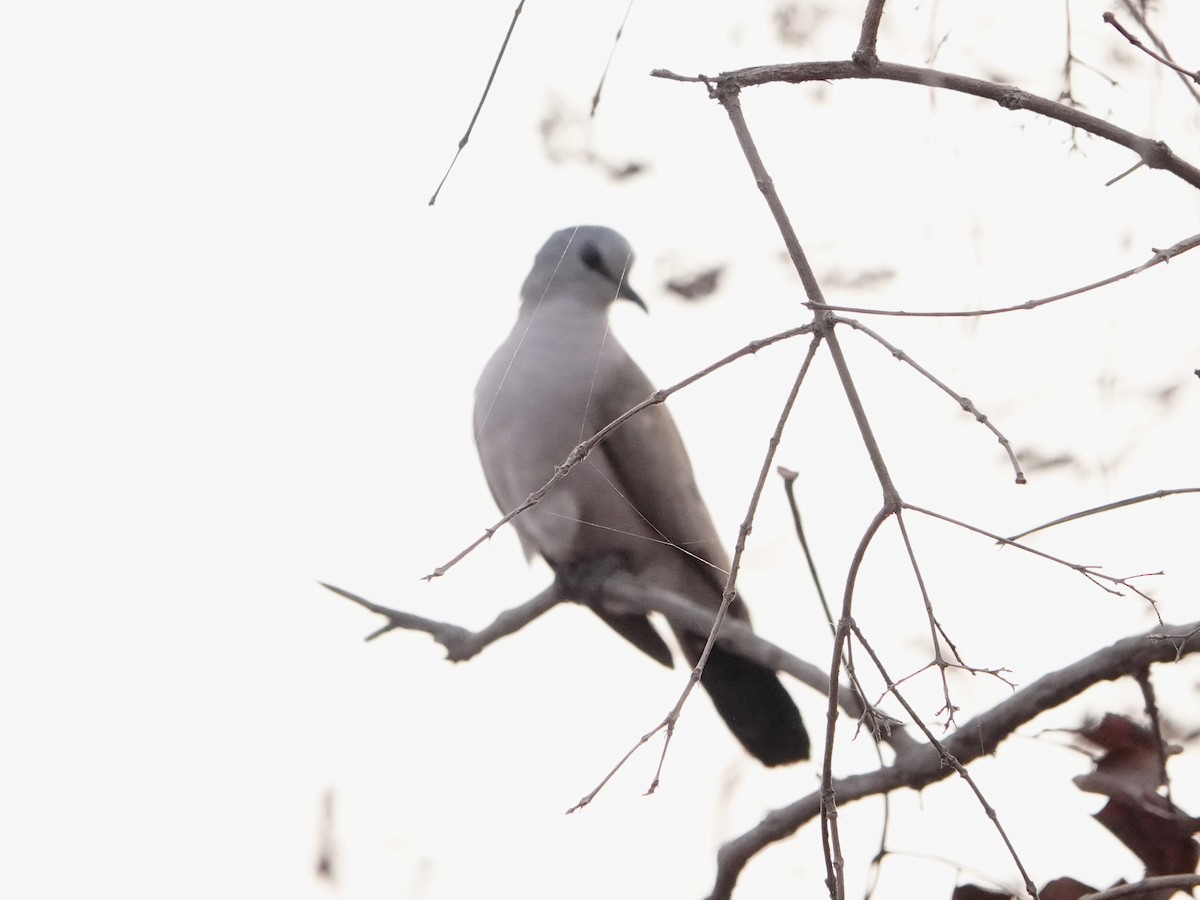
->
xmin=590 ymin=0 xmax=636 ymax=116
xmin=583 ymin=342 xmax=855 ymax=811
xmin=324 ymin=574 xmax=895 ymax=736
xmin=896 ymin=510 xmax=968 ymax=727
xmin=610 ymin=335 xmax=828 ymax=784
xmin=599 ymin=574 xmax=879 ymax=724
xmin=1118 ymin=0 xmax=1200 ymax=106
xmin=712 ymin=84 xmax=828 ymax=309
xmin=835 ymin=315 xmax=1026 ymax=484
xmin=853 ymin=0 xmax=888 ymax=69
xmin=566 ymin=713 xmax=671 ymax=814
xmin=714 ymin=85 xmax=904 ymax=512
xmin=789 ymin=232 xmax=1200 ymax=319
xmin=907 ymin=505 xmax=1163 ymax=615
xmin=778 ymin=467 xmax=834 ymax=632
xmin=569 ymin=566 xmax=914 ymax=812
xmin=850 ymin=624 xmax=1041 ymax=899
xmin=1081 ymin=873 xmax=1200 ymax=900
xmin=786 ymin=471 xmax=911 ymax=754
xmin=1103 ymin=11 xmax=1200 ymax=88
xmin=1006 ymin=488 xmax=1200 ymax=542
xmin=429 ymin=0 xmax=527 ymax=206
xmin=1133 ymin=666 xmax=1172 ymax=805
xmin=708 ymin=622 xmax=1200 ymax=900
xmin=321 ymin=580 xmax=561 ymax=660
xmin=653 ymin=61 xmax=1200 ymax=190
xmin=819 ymin=507 xmax=895 ymax=898
xmin=685 ymin=335 xmax=824 ymax=716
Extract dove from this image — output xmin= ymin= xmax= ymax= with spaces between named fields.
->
xmin=473 ymin=225 xmax=809 ymax=766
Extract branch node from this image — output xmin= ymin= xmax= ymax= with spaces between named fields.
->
xmin=997 ymin=89 xmax=1026 ymax=110
xmin=851 ymin=48 xmax=879 ymax=72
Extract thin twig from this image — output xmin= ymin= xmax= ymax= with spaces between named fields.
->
xmin=1119 ymin=0 xmax=1200 ymax=105
xmin=566 ymin=717 xmax=668 ymax=813
xmin=590 ymin=0 xmax=636 ymax=116
xmin=713 ymin=86 xmax=902 ymax=507
xmin=820 ymin=508 xmax=895 ymax=900
xmin=895 ymin=509 xmax=965 ymax=725
xmin=429 ymin=0 xmax=527 ymax=205
xmin=1103 ymin=11 xmax=1200 ymax=87
xmin=1081 ymin=874 xmax=1200 ymax=900
xmin=908 ymin=505 xmax=1163 ymax=618
xmin=714 ymin=79 xmax=919 ymax=900
xmin=637 ymin=334 xmax=824 ymax=783
xmin=599 ymin=575 xmax=846 ymax=706
xmin=851 ymin=625 xmax=1041 ymax=898
xmin=778 ymin=467 xmax=899 ymax=896
xmin=320 ymin=580 xmax=561 ymax=659
xmin=712 ymin=84 xmax=829 ymax=308
xmin=779 ymin=467 xmax=893 ymax=739
xmin=708 ymin=622 xmax=1200 ymax=899
xmin=781 ymin=466 xmax=903 ymax=733
xmin=326 ymin=574 xmax=894 ymax=736
xmin=1059 ymin=0 xmax=1080 ymax=120
xmin=1005 ymin=487 xmax=1200 ymax=542
xmin=778 ymin=468 xmax=835 ymax=631
xmin=1133 ymin=666 xmax=1172 ymax=805
xmin=652 ymin=61 xmax=1200 ymax=190
xmin=786 ymin=234 xmax=1200 ymax=318
xmin=834 ymin=315 xmax=1026 ymax=484
xmin=691 ymin=338 xmax=822 ymax=667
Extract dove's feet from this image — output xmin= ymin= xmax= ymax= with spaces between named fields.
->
xmin=555 ymin=554 xmax=625 ymax=604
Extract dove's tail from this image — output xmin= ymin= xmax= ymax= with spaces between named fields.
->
xmin=691 ymin=640 xmax=811 ymax=766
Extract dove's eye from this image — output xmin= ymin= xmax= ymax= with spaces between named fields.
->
xmin=580 ymin=243 xmax=607 ymax=276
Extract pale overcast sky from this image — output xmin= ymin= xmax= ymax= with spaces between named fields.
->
xmin=3 ymin=2 xmax=1198 ymax=898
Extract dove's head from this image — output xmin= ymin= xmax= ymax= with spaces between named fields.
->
xmin=521 ymin=225 xmax=647 ymax=312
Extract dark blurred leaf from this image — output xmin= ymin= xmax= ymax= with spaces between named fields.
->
xmin=665 ymin=267 xmax=723 ymax=301
xmin=1073 ymin=714 xmax=1200 ymax=880
xmin=951 ymin=884 xmax=1011 ymax=900
xmin=1039 ymin=876 xmax=1097 ymax=900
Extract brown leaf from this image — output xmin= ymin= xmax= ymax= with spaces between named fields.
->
xmin=951 ymin=885 xmax=1012 ymax=900
xmin=1074 ymin=714 xmax=1164 ymax=803
xmin=664 ymin=267 xmax=723 ymax=301
xmin=1039 ymin=876 xmax=1098 ymax=899
xmin=1072 ymin=714 xmax=1200 ymax=878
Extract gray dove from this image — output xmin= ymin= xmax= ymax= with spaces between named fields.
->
xmin=473 ymin=225 xmax=809 ymax=766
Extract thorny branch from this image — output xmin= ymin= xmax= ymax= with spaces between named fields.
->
xmin=325 ymin=574 xmax=882 ymax=729
xmin=805 ymin=233 xmax=1200 ymax=319
xmin=1103 ymin=11 xmax=1200 ymax=88
xmin=670 ymin=335 xmax=825 ymax=773
xmin=909 ymin=504 xmax=1164 ymax=618
xmin=834 ymin=315 xmax=1026 ymax=483
xmin=652 ymin=60 xmax=1200 ymax=190
xmin=656 ymin=37 xmax=1200 ymax=897
xmin=708 ymin=622 xmax=1200 ymax=900
xmin=1006 ymin=488 xmax=1200 ymax=542
xmin=415 ymin=4 xmax=1200 ymax=898
xmin=1115 ymin=0 xmax=1200 ymax=106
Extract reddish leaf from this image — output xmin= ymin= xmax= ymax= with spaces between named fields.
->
xmin=950 ymin=879 xmax=1101 ymax=900
xmin=1072 ymin=714 xmax=1200 ymax=878
xmin=1093 ymin=800 xmax=1199 ymax=878
xmin=1039 ymin=876 xmax=1097 ymax=900
xmin=1074 ymin=714 xmax=1165 ymax=804
xmin=951 ymin=885 xmax=1011 ymax=900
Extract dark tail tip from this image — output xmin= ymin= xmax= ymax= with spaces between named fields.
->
xmin=700 ymin=645 xmax=810 ymax=766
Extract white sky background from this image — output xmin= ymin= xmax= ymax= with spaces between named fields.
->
xmin=3 ymin=2 xmax=1199 ymax=898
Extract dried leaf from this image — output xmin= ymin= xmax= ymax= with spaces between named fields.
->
xmin=1073 ymin=714 xmax=1200 ymax=880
